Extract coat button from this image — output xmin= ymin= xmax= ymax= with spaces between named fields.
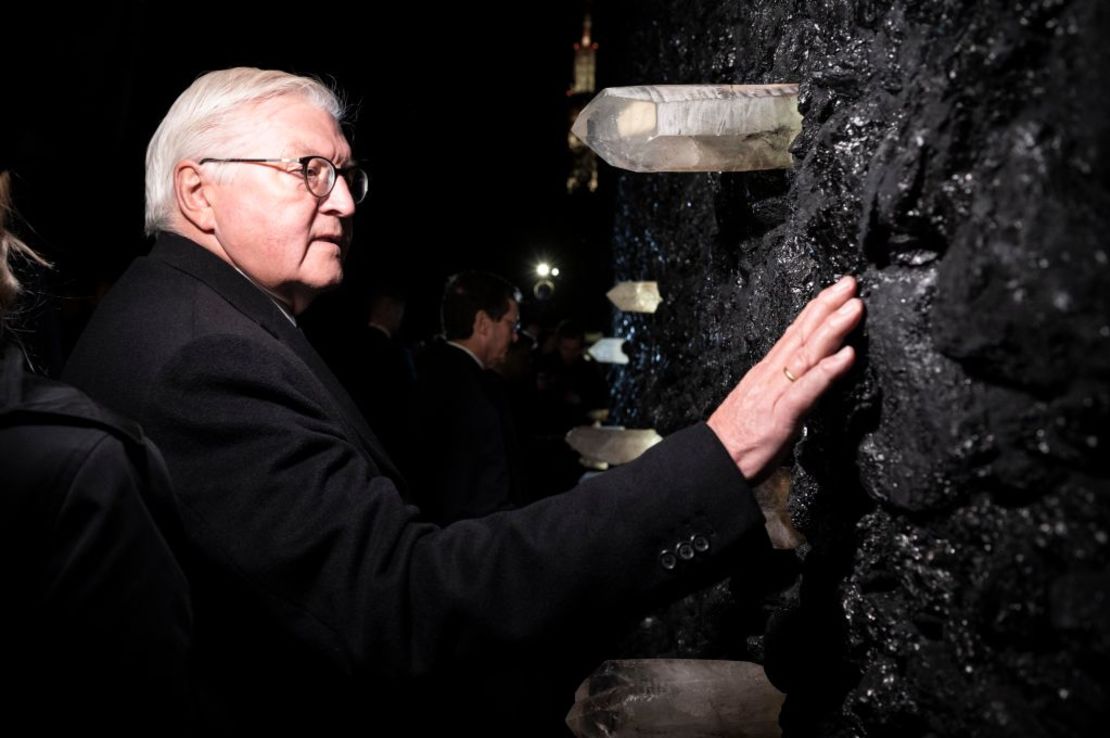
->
xmin=677 ymin=542 xmax=695 ymax=560
xmin=659 ymin=550 xmax=678 ymax=570
xmin=692 ymin=535 xmax=710 ymax=553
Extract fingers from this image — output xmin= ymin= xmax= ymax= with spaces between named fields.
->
xmin=707 ymin=276 xmax=863 ymax=483
xmin=776 ymin=345 xmax=856 ymax=425
xmin=783 ymin=297 xmax=864 ymax=381
xmin=788 ymin=276 xmax=858 ymax=341
xmin=767 ymin=275 xmax=858 ymax=365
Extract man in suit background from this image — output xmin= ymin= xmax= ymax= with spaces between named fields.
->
xmin=411 ymin=271 xmax=524 ymax=523
xmin=305 ymin=283 xmax=416 ymax=471
xmin=64 ymin=67 xmax=864 ymax=734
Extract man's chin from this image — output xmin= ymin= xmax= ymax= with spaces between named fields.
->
xmin=310 ymin=258 xmax=345 ymax=287
xmin=315 ymin=271 xmax=345 ymax=293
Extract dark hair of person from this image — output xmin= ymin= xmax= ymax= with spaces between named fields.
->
xmin=441 ymin=271 xmax=521 ymax=340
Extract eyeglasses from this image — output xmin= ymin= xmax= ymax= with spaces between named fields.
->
xmin=199 ymin=156 xmax=368 ymax=203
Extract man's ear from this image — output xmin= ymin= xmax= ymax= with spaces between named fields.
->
xmin=174 ymin=161 xmax=217 ymax=233
xmin=473 ymin=310 xmax=493 ymax=339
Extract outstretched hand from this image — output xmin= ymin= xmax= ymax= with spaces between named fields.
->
xmin=707 ymin=275 xmax=863 ymax=484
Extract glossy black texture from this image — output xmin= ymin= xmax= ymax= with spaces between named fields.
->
xmin=601 ymin=1 xmax=1109 ymax=735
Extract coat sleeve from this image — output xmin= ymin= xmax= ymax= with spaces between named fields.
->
xmin=147 ymin=332 xmax=768 ymax=679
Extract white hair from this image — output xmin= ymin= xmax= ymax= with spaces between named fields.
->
xmin=144 ymin=67 xmax=346 ymax=236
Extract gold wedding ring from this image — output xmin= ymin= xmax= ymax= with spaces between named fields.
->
xmin=783 ymin=366 xmax=798 ymax=382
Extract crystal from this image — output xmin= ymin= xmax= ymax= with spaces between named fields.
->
xmin=607 ymin=281 xmax=663 ymax=313
xmin=754 ymin=467 xmax=804 ymax=550
xmin=566 ymin=659 xmax=785 ymax=738
xmin=586 ymin=408 xmax=610 ymax=423
xmin=565 ymin=426 xmax=663 ymax=466
xmin=571 ymin=84 xmax=802 ymax=172
xmin=587 ymin=337 xmax=630 ymax=365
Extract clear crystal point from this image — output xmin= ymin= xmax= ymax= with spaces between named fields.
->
xmin=571 ymin=84 xmax=802 ymax=172
xmin=565 ymin=427 xmax=663 ymax=466
xmin=566 ymin=659 xmax=785 ymax=738
xmin=587 ymin=337 xmax=630 ymax=365
xmin=607 ymin=281 xmax=663 ymax=313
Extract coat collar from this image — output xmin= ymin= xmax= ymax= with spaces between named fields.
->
xmin=151 ymin=233 xmax=296 ymax=341
xmin=149 ymin=232 xmax=407 ymax=489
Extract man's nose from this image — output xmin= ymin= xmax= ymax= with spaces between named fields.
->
xmin=321 ymin=176 xmax=357 ymax=217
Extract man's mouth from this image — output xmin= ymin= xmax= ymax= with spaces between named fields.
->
xmin=314 ymin=235 xmax=346 ymax=250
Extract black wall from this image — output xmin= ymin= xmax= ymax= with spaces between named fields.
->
xmin=597 ymin=1 xmax=1109 ymax=735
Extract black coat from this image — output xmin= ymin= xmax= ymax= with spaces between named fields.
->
xmin=1 ymin=343 xmax=193 ymax=735
xmin=64 ymin=233 xmax=767 ymax=734
xmin=411 ymin=339 xmax=523 ymax=523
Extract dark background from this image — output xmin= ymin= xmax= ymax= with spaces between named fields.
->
xmin=6 ymin=1 xmax=621 ymax=367
xmin=7 ymin=2 xmax=1109 ymax=736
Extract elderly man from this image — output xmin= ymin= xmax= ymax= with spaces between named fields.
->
xmin=65 ymin=67 xmax=863 ymax=734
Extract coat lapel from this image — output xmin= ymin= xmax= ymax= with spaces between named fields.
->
xmin=151 ymin=234 xmax=407 ymax=490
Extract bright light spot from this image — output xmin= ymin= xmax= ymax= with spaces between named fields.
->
xmin=536 ymin=262 xmax=551 ymax=277
xmin=551 ymin=267 xmax=560 ymax=277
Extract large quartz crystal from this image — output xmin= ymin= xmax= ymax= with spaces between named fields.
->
xmin=566 ymin=426 xmax=663 ymax=466
xmin=566 ymin=659 xmax=785 ymax=738
xmin=587 ymin=337 xmax=630 ymax=365
xmin=571 ymin=84 xmax=801 ymax=172
xmin=607 ymin=281 xmax=663 ymax=313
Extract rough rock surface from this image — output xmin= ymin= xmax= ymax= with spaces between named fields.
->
xmin=598 ymin=1 xmax=1109 ymax=735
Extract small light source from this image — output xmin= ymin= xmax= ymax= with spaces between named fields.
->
xmin=551 ymin=267 xmax=560 ymax=277
xmin=536 ymin=262 xmax=552 ymax=278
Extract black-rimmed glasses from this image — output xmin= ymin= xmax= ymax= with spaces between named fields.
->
xmin=199 ymin=156 xmax=368 ymax=203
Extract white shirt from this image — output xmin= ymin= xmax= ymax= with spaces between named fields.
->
xmin=446 ymin=340 xmax=484 ymax=369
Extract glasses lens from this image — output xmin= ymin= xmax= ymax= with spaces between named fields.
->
xmin=303 ymin=157 xmax=336 ymax=198
xmin=345 ymin=168 xmax=369 ymax=204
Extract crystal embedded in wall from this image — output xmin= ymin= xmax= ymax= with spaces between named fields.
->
xmin=587 ymin=337 xmax=630 ymax=364
xmin=565 ymin=659 xmax=784 ymax=738
xmin=565 ymin=426 xmax=663 ymax=466
xmin=607 ymin=281 xmax=663 ymax=313
xmin=571 ymin=84 xmax=801 ymax=172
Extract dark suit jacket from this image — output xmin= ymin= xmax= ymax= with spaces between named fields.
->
xmin=411 ymin=339 xmax=523 ymax=523
xmin=64 ymin=233 xmax=767 ymax=734
xmin=1 ymin=343 xmax=193 ymax=735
